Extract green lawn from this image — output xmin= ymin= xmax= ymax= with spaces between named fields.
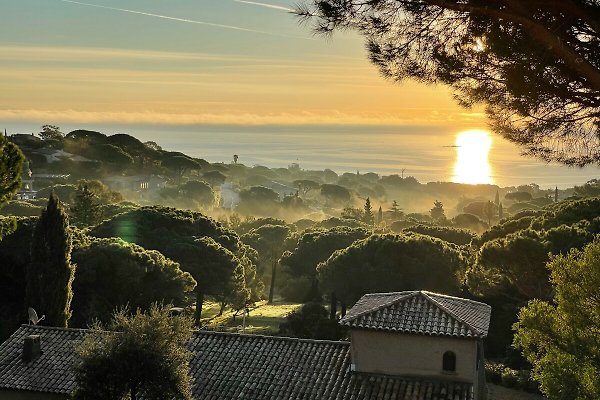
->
xmin=201 ymin=300 xmax=302 ymax=334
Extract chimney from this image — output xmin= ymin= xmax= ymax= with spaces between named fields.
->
xmin=22 ymin=335 xmax=41 ymax=362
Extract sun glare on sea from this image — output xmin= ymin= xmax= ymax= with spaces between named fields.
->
xmin=452 ymin=130 xmax=494 ymax=185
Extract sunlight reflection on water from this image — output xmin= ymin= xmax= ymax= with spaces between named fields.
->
xmin=452 ymin=130 xmax=494 ymax=185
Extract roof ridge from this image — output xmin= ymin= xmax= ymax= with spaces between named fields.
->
xmin=196 ymin=330 xmax=351 ymax=346
xmin=340 ymin=291 xmax=418 ymax=323
xmin=16 ymin=325 xmax=351 ymax=347
xmin=421 ymin=291 xmax=492 ymax=309
xmin=420 ymin=293 xmax=481 ymax=337
xmin=18 ymin=324 xmax=91 ymax=333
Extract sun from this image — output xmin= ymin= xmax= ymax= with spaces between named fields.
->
xmin=452 ymin=130 xmax=494 ymax=185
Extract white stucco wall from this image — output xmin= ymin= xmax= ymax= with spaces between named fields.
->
xmin=350 ymin=330 xmax=479 ymax=382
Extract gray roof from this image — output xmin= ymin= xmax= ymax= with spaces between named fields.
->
xmin=0 ymin=325 xmax=474 ymax=400
xmin=340 ymin=291 xmax=491 ymax=338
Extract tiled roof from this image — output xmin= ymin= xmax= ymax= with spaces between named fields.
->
xmin=0 ymin=325 xmax=86 ymax=394
xmin=340 ymin=291 xmax=491 ymax=338
xmin=0 ymin=325 xmax=474 ymax=400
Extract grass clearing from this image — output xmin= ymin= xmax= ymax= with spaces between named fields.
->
xmin=201 ymin=300 xmax=302 ymax=335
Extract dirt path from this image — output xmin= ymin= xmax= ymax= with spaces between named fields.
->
xmin=488 ymin=384 xmax=545 ymax=400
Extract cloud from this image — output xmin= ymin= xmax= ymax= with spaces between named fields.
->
xmin=56 ymin=0 xmax=311 ymax=40
xmin=0 ymin=45 xmax=267 ymax=63
xmin=233 ymin=0 xmax=294 ymax=12
xmin=0 ymin=108 xmax=482 ymax=127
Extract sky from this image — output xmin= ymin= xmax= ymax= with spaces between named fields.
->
xmin=1 ymin=0 xmax=478 ymax=127
xmin=2 ymin=0 xmax=599 ymax=186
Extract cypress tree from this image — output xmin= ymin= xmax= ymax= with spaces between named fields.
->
xmin=26 ymin=194 xmax=75 ymax=327
xmin=363 ymin=197 xmax=374 ymax=225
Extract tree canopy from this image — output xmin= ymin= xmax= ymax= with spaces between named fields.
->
xmin=71 ymin=238 xmax=196 ymax=327
xmin=280 ymin=227 xmax=370 ymax=301
xmin=0 ymin=134 xmax=24 ymax=209
xmin=318 ymin=233 xmax=464 ymax=305
xmin=298 ymin=0 xmax=600 ymax=166
xmin=469 ymin=197 xmax=600 ymax=299
xmin=90 ymin=207 xmax=254 ymax=322
xmin=514 ymin=238 xmax=600 ymax=400
xmin=74 ymin=305 xmax=193 ymax=400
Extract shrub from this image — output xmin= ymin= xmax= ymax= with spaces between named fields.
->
xmin=501 ymin=367 xmax=519 ymax=388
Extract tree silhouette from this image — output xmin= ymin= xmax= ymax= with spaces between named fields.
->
xmin=26 ymin=194 xmax=75 ymax=327
xmin=39 ymin=125 xmax=64 ymax=141
xmin=430 ymin=200 xmax=446 ymax=221
xmin=0 ymin=134 xmax=24 ymax=211
xmin=74 ymin=305 xmax=193 ymax=400
xmin=297 ymin=1 xmax=600 ymax=165
xmin=363 ymin=197 xmax=374 ymax=225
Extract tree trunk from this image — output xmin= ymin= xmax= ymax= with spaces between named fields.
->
xmin=341 ymin=301 xmax=347 ymax=317
xmin=268 ymin=260 xmax=277 ymax=304
xmin=308 ymin=276 xmax=320 ymax=302
xmin=195 ymin=290 xmax=204 ymax=326
xmin=330 ymin=291 xmax=337 ymax=320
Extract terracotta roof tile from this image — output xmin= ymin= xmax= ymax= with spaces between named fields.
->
xmin=340 ymin=291 xmax=491 ymax=338
xmin=0 ymin=325 xmax=474 ymax=400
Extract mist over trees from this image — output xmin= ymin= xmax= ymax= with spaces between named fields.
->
xmin=5 ymin=125 xmax=600 ymax=398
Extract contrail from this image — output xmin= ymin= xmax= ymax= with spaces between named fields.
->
xmin=57 ymin=0 xmax=310 ymax=40
xmin=233 ymin=0 xmax=294 ymax=12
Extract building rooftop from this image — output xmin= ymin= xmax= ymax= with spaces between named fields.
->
xmin=340 ymin=291 xmax=491 ymax=339
xmin=0 ymin=325 xmax=474 ymax=400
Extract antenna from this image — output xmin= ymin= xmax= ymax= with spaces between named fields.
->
xmin=28 ymin=308 xmax=45 ymax=325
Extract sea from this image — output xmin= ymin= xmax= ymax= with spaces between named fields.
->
xmin=10 ymin=122 xmax=600 ymax=189
xmin=132 ymin=124 xmax=600 ymax=189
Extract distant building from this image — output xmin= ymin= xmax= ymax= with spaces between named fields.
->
xmin=0 ymin=291 xmax=491 ymax=400
xmin=15 ymin=161 xmax=37 ymax=200
xmin=102 ymin=175 xmax=167 ymax=193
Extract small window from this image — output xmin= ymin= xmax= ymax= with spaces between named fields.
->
xmin=443 ymin=351 xmax=456 ymax=372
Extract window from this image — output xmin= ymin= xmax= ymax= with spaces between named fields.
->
xmin=443 ymin=351 xmax=456 ymax=372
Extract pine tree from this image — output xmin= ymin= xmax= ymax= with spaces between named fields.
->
xmin=494 ymin=190 xmax=500 ymax=206
xmin=390 ymin=200 xmax=401 ymax=219
xmin=498 ymin=202 xmax=504 ymax=220
xmin=430 ymin=200 xmax=446 ymax=221
xmin=377 ymin=206 xmax=383 ymax=224
xmin=71 ymin=184 xmax=102 ymax=227
xmin=26 ymin=194 xmax=75 ymax=327
xmin=363 ymin=197 xmax=374 ymax=225
xmin=0 ymin=134 xmax=24 ymax=208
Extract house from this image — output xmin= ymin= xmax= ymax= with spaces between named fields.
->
xmin=0 ymin=291 xmax=491 ymax=400
xmin=15 ymin=162 xmax=37 ymax=201
xmin=102 ymin=175 xmax=167 ymax=193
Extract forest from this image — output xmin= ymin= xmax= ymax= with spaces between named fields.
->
xmin=3 ymin=126 xmax=600 ymax=398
